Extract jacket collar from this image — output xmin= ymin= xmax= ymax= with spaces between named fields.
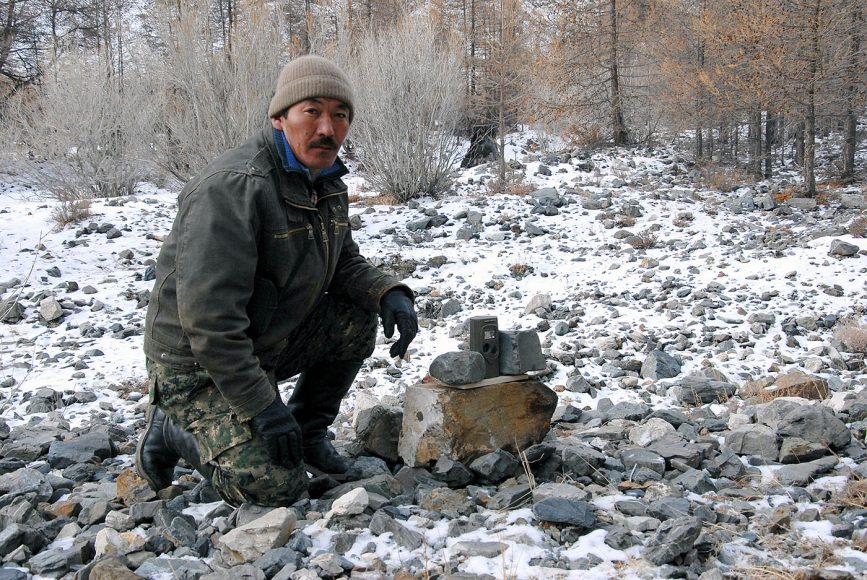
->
xmin=272 ymin=128 xmax=348 ymax=183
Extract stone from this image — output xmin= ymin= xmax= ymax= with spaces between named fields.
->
xmin=28 ymin=548 xmax=69 ymax=577
xmin=768 ymin=371 xmax=829 ymax=400
xmin=0 ymin=469 xmax=53 ymax=502
xmin=672 ymin=375 xmax=737 ymax=405
xmin=774 ymin=456 xmax=838 ymax=486
xmin=620 ymin=448 xmax=666 ymax=476
xmin=450 ymin=541 xmax=508 ymax=559
xmin=431 ymin=457 xmax=473 ymax=488
xmin=135 ymin=558 xmax=212 ymax=579
xmin=777 ymin=404 xmax=851 ymax=450
xmin=419 ymin=487 xmax=476 ymax=515
xmin=39 ymin=297 xmax=64 ymax=322
xmin=328 ymin=487 xmax=369 ymax=518
xmin=640 ymin=351 xmax=681 ymax=380
xmin=778 ymin=437 xmax=829 ymax=463
xmin=369 ymin=510 xmax=423 ymax=550
xmin=605 ymin=401 xmax=651 ymax=422
xmin=217 ymin=507 xmax=296 ymax=564
xmin=201 ymin=565 xmax=266 ymax=580
xmin=47 ymin=431 xmax=113 ymax=469
xmin=532 ymin=498 xmax=596 ymax=528
xmin=532 ymin=482 xmax=590 ymax=503
xmin=523 ymin=294 xmax=552 ymax=315
xmin=429 ymin=351 xmax=486 ymax=385
xmin=399 ymin=379 xmax=557 ymax=467
xmin=647 ymin=435 xmax=704 ymax=468
xmin=725 ymin=424 xmax=779 ymax=460
xmin=89 ymin=556 xmax=139 ymax=580
xmin=829 ymin=239 xmax=860 ymax=257
xmin=354 ymin=404 xmax=403 ymax=463
xmin=0 ymin=297 xmax=25 ymax=323
xmin=468 ymin=449 xmax=521 ymax=483
xmin=643 ymin=516 xmax=702 ymax=565
xmin=672 ymin=469 xmax=717 ymax=494
xmin=498 ymin=330 xmax=546 ymax=374
xmin=628 ymin=418 xmax=676 ymax=446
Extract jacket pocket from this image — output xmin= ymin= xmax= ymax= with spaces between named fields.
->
xmin=246 ymin=275 xmax=278 ymax=339
xmin=188 ymin=412 xmax=253 ymax=464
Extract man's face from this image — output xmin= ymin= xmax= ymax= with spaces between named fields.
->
xmin=271 ymin=97 xmax=351 ymax=175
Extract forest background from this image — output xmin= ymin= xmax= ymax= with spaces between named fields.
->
xmin=0 ymin=0 xmax=864 ymax=213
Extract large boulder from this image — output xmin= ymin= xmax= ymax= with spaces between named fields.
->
xmin=399 ymin=379 xmax=557 ymax=467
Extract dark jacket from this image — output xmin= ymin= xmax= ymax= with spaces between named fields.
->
xmin=144 ymin=127 xmax=406 ymax=421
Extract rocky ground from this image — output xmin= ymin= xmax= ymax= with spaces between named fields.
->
xmin=0 ymin=134 xmax=866 ymax=579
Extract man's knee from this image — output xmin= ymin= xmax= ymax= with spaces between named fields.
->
xmin=210 ymin=443 xmax=307 ymax=507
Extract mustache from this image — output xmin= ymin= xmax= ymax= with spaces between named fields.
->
xmin=310 ymin=137 xmax=338 ymax=149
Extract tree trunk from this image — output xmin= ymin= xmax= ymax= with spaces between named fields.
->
xmin=609 ymin=0 xmax=628 ymax=146
xmin=764 ymin=111 xmax=774 ymax=179
xmin=748 ymin=111 xmax=762 ymax=178
xmin=794 ymin=122 xmax=805 ymax=166
xmin=803 ymin=0 xmax=821 ymax=197
xmin=842 ymin=4 xmax=861 ymax=179
xmin=696 ymin=125 xmax=703 ymax=159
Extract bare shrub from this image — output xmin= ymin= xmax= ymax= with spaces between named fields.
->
xmin=833 ymin=318 xmax=867 ymax=353
xmin=627 ymin=230 xmax=658 ymax=250
xmin=509 ymin=263 xmax=533 ymax=279
xmin=8 ymin=50 xmax=158 ymax=199
xmin=50 ymin=197 xmax=92 ymax=228
xmin=486 ymin=172 xmax=534 ymax=195
xmin=342 ymin=17 xmax=464 ymax=204
xmin=698 ymin=162 xmax=751 ymax=193
xmin=151 ymin=0 xmax=282 ymax=181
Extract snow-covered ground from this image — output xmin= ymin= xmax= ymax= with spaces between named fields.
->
xmin=1 ymin=131 xmax=866 ymax=579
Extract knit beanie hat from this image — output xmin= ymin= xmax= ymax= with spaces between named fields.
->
xmin=268 ymin=55 xmax=355 ymax=119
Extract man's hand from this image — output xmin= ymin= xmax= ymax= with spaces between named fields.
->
xmin=380 ymin=289 xmax=418 ymax=358
xmin=250 ymin=395 xmax=302 ymax=469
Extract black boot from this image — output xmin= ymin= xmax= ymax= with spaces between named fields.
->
xmin=136 ymin=405 xmax=211 ymax=491
xmin=287 ymin=360 xmax=362 ymax=476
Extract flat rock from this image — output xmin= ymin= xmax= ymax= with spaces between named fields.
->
xmin=216 ymin=507 xmax=296 ymax=564
xmin=774 ymin=456 xmax=839 ymax=486
xmin=672 ymin=375 xmax=737 ymax=405
xmin=532 ymin=498 xmax=596 ymax=528
xmin=47 ymin=431 xmax=113 ymax=469
xmin=429 ymin=351 xmax=486 ymax=385
xmin=641 ymin=351 xmax=681 ymax=380
xmin=725 ymin=424 xmax=779 ymax=460
xmin=777 ymin=404 xmax=851 ymax=450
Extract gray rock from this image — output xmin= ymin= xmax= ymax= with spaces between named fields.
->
xmin=0 ymin=297 xmax=25 ymax=323
xmin=369 ymin=510 xmax=423 ymax=549
xmin=28 ymin=548 xmax=69 ymax=577
xmin=531 ymin=482 xmax=590 ymax=503
xmin=432 ymin=457 xmax=473 ymax=488
xmin=643 ymin=516 xmax=702 ymax=565
xmin=725 ymin=424 xmax=779 ymax=460
xmin=0 ymin=468 xmax=53 ymax=502
xmin=647 ymin=497 xmax=691 ymax=521
xmin=558 ymin=442 xmax=606 ymax=477
xmin=105 ymin=227 xmax=122 ymax=239
xmin=201 ymin=564 xmax=265 ymax=580
xmin=441 ymin=298 xmax=463 ymax=318
xmin=135 ymin=558 xmax=212 ymax=579
xmin=39 ymin=297 xmax=64 ymax=322
xmin=530 ymin=187 xmax=559 ymax=203
xmin=253 ymin=547 xmax=301 ymax=577
xmin=498 ymin=330 xmax=546 ymax=374
xmin=0 ymin=524 xmax=25 ymax=557
xmin=407 ymin=217 xmax=432 ymax=232
xmin=468 ymin=449 xmax=520 ymax=483
xmin=647 ymin=435 xmax=704 ymax=468
xmin=640 ymin=351 xmax=681 ymax=379
xmin=523 ymin=294 xmax=552 ymax=315
xmin=47 ymin=431 xmax=113 ymax=469
xmin=532 ymin=498 xmax=596 ymax=528
xmin=429 ymin=351 xmax=486 ymax=385
xmin=778 ymin=437 xmax=830 ymax=463
xmin=349 ymin=215 xmax=363 ymax=230
xmin=775 ymin=456 xmax=838 ymax=486
xmin=354 ymin=404 xmax=402 ymax=463
xmin=777 ymin=404 xmax=851 ymax=450
xmin=620 ymin=448 xmax=666 ymax=476
xmin=672 ymin=469 xmax=717 ymax=494
xmin=489 ymin=484 xmax=532 ymax=510
xmin=829 ymin=239 xmax=860 ymax=257
xmin=673 ymin=376 xmax=737 ymax=405
xmin=450 ymin=540 xmax=508 ymax=559
xmin=605 ymin=401 xmax=651 ymax=422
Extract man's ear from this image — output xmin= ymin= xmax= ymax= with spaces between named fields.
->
xmin=271 ymin=116 xmax=284 ymax=131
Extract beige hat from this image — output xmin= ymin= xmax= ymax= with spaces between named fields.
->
xmin=268 ymin=55 xmax=355 ymax=119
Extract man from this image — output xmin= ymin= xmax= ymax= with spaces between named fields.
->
xmin=136 ymin=55 xmax=418 ymax=507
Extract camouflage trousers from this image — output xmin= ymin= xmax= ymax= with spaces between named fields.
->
xmin=148 ymin=294 xmax=378 ymax=507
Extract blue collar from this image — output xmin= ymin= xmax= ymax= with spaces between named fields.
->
xmin=273 ymin=128 xmax=345 ymax=182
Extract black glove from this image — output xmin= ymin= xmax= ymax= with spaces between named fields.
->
xmin=380 ymin=289 xmax=418 ymax=358
xmin=249 ymin=395 xmax=302 ymax=469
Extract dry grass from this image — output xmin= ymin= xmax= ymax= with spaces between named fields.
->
xmin=848 ymin=213 xmax=867 ymax=238
xmin=50 ymin=198 xmax=92 ymax=228
xmin=486 ymin=174 xmax=535 ymax=196
xmin=509 ymin=263 xmax=534 ymax=279
xmin=834 ymin=476 xmax=867 ymax=510
xmin=697 ymin=162 xmax=753 ymax=193
xmin=626 ymin=230 xmax=658 ymax=250
xmin=833 ymin=318 xmax=867 ymax=353
xmin=361 ymin=193 xmax=398 ymax=206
